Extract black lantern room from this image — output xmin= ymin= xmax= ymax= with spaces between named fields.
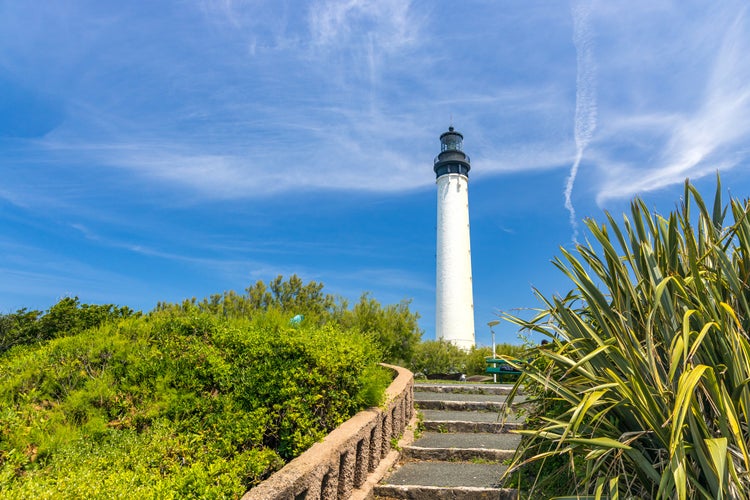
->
xmin=433 ymin=126 xmax=471 ymax=179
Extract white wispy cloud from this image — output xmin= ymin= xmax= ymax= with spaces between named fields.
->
xmin=308 ymin=0 xmax=416 ymax=51
xmin=16 ymin=0 xmax=750 ymax=212
xmin=592 ymin=4 xmax=750 ymax=203
xmin=564 ymin=0 xmax=597 ymax=242
xmin=3 ymin=1 xmax=580 ymax=205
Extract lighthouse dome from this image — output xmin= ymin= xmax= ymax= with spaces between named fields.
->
xmin=434 ymin=126 xmax=471 ymax=179
xmin=440 ymin=126 xmax=463 ymax=152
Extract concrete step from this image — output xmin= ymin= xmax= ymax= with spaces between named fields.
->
xmin=414 ymin=391 xmax=519 ymax=403
xmin=416 ymin=399 xmax=512 ymax=412
xmin=422 ymin=420 xmax=523 ymax=434
xmin=420 ymin=409 xmax=524 ymax=433
xmin=374 ymin=461 xmax=518 ymax=499
xmin=414 ymin=383 xmax=515 ymax=395
xmin=372 ymin=382 xmax=525 ymax=500
xmin=414 ymin=391 xmax=527 ymax=413
xmin=374 ymin=484 xmax=518 ymax=499
xmin=414 ymin=431 xmax=522 ymax=449
xmin=403 ymin=432 xmax=522 ymax=461
xmin=420 ymin=409 xmax=525 ymax=423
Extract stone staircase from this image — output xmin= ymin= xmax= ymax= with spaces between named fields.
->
xmin=374 ymin=382 xmax=523 ymax=500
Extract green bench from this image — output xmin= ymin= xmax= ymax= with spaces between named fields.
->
xmin=486 ymin=358 xmax=522 ymax=382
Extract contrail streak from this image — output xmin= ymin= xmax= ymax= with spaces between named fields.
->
xmin=565 ymin=0 xmax=597 ymax=244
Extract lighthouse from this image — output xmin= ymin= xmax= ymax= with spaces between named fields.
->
xmin=434 ymin=126 xmax=475 ymax=350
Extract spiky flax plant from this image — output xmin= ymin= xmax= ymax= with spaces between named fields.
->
xmin=502 ymin=178 xmax=750 ymax=500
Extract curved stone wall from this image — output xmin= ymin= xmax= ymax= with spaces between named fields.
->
xmin=242 ymin=364 xmax=414 ymax=500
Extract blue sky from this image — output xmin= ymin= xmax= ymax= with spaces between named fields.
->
xmin=2 ymin=1 xmax=750 ymax=347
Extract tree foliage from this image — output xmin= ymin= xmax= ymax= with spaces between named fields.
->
xmin=503 ymin=178 xmax=750 ymax=499
xmin=409 ymin=341 xmax=525 ymax=376
xmin=339 ymin=293 xmax=422 ymax=365
xmin=409 ymin=340 xmax=466 ymax=375
xmin=1 ymin=297 xmax=136 ymax=356
xmin=156 ymin=275 xmax=423 ymax=364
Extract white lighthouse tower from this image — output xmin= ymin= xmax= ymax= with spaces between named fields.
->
xmin=434 ymin=126 xmax=475 ymax=350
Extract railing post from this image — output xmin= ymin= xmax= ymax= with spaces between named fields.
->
xmin=380 ymin=411 xmax=391 ymax=458
xmin=354 ymin=437 xmax=368 ymax=488
xmin=369 ymin=421 xmax=382 ymax=471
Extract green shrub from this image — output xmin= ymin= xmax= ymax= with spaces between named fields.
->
xmin=339 ymin=294 xmax=423 ymax=366
xmin=0 ymin=297 xmax=137 ymax=356
xmin=502 ymin=178 xmax=750 ymax=499
xmin=464 ymin=344 xmax=527 ymax=375
xmin=409 ymin=340 xmax=466 ymax=375
xmin=0 ymin=307 xmax=389 ymax=498
xmin=156 ymin=275 xmax=423 ymax=365
xmin=408 ymin=341 xmax=525 ymax=376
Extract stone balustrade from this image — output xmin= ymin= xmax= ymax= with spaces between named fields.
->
xmin=242 ymin=364 xmax=414 ymax=500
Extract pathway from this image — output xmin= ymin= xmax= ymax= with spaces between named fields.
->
xmin=373 ymin=382 xmax=524 ymax=500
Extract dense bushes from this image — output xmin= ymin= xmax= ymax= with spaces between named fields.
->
xmin=0 ymin=306 xmax=390 ymax=498
xmin=156 ymin=275 xmax=423 ymax=366
xmin=0 ymin=297 xmax=136 ymax=356
xmin=503 ymin=179 xmax=750 ymax=499
xmin=409 ymin=340 xmax=525 ymax=376
xmin=1 ymin=274 xmax=530 ymax=497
